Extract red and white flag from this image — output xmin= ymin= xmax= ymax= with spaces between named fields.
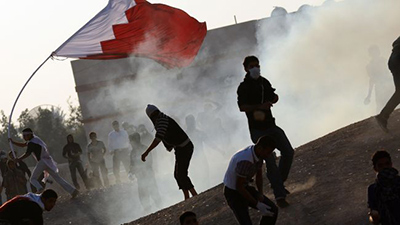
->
xmin=54 ymin=0 xmax=207 ymax=68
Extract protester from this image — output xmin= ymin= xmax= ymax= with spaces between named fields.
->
xmin=0 ymin=150 xmax=7 ymax=177
xmin=108 ymin=121 xmax=131 ymax=184
xmin=62 ymin=134 xmax=90 ymax=190
xmin=87 ymin=132 xmax=109 ymax=188
xmin=224 ymin=135 xmax=279 ymax=225
xmin=141 ymin=104 xmax=198 ymax=200
xmin=9 ymin=128 xmax=78 ymax=198
xmin=368 ymin=150 xmax=400 ymax=225
xmin=179 ymin=211 xmax=199 ymax=225
xmin=0 ymin=189 xmax=58 ymax=225
xmin=129 ymin=132 xmax=161 ymax=211
xmin=376 ymin=36 xmax=400 ymax=132
xmin=237 ymin=55 xmax=294 ymax=207
xmin=8 ymin=151 xmax=47 ymax=193
xmin=364 ymin=45 xmax=392 ymax=112
xmin=0 ymin=160 xmax=28 ymax=200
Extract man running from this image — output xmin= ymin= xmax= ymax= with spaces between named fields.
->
xmin=0 ymin=189 xmax=58 ymax=225
xmin=237 ymin=55 xmax=294 ymax=207
xmin=224 ymin=135 xmax=279 ymax=225
xmin=9 ymin=128 xmax=78 ymax=198
xmin=376 ymin=36 xmax=400 ymax=132
xmin=141 ymin=104 xmax=198 ymax=200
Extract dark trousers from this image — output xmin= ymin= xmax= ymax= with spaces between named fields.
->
xmin=224 ymin=186 xmax=278 ymax=225
xmin=174 ymin=142 xmax=194 ymax=190
xmin=380 ymin=52 xmax=400 ymax=120
xmin=250 ymin=127 xmax=294 ymax=199
xmin=90 ymin=160 xmax=109 ymax=187
xmin=112 ymin=149 xmax=131 ymax=183
xmin=69 ymin=160 xmax=89 ymax=190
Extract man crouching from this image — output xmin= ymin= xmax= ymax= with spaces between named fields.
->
xmin=223 ymin=135 xmax=278 ymax=225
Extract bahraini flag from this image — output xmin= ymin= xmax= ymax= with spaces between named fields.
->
xmin=54 ymin=0 xmax=207 ymax=68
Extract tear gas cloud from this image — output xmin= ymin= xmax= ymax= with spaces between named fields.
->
xmin=77 ymin=0 xmax=400 ymax=224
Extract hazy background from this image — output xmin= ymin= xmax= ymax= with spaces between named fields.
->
xmin=2 ymin=0 xmax=400 ymax=224
xmin=0 ymin=0 xmax=328 ymax=122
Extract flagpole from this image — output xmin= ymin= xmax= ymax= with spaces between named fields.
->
xmin=8 ymin=54 xmax=53 ymax=157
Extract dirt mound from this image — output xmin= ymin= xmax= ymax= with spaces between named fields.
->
xmin=124 ymin=110 xmax=400 ymax=225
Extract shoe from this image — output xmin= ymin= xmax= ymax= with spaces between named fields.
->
xmin=71 ymin=189 xmax=79 ymax=199
xmin=276 ymin=198 xmax=290 ymax=208
xmin=375 ymin=115 xmax=388 ymax=133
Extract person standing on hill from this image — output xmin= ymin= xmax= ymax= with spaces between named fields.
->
xmin=87 ymin=132 xmax=109 ymax=188
xmin=141 ymin=104 xmax=198 ymax=200
xmin=223 ymin=135 xmax=279 ymax=225
xmin=62 ymin=134 xmax=90 ymax=190
xmin=9 ymin=128 xmax=78 ymax=198
xmin=375 ymin=36 xmax=400 ymax=132
xmin=237 ymin=55 xmax=294 ymax=207
xmin=368 ymin=150 xmax=400 ymax=225
xmin=108 ymin=121 xmax=131 ymax=184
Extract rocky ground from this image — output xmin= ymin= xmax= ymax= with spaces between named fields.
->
xmin=126 ymin=110 xmax=400 ymax=225
xmin=45 ymin=110 xmax=400 ymax=225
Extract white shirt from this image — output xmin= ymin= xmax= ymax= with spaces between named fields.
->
xmin=223 ymin=145 xmax=261 ymax=190
xmin=108 ymin=129 xmax=130 ymax=152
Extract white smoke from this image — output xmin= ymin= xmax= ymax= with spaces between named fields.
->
xmin=256 ymin=0 xmax=399 ymax=147
xmin=68 ymin=0 xmax=400 ymax=224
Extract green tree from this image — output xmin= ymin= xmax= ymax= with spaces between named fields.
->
xmin=0 ymin=99 xmax=88 ymax=166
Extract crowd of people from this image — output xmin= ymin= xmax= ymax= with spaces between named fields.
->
xmin=0 ymin=34 xmax=399 ymax=225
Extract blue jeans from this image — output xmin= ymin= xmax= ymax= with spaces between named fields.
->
xmin=250 ymin=127 xmax=294 ymax=199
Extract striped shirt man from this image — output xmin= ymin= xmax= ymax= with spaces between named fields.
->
xmin=154 ymin=112 xmax=190 ymax=151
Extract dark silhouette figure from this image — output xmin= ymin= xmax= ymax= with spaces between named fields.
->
xmin=376 ymin=36 xmax=400 ymax=132
xmin=142 ymin=104 xmax=198 ymax=200
xmin=237 ymin=56 xmax=294 ymax=208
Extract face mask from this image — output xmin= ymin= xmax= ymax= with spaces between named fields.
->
xmin=249 ymin=67 xmax=261 ymax=79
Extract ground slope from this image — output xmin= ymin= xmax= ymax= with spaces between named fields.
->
xmin=125 ymin=110 xmax=400 ymax=225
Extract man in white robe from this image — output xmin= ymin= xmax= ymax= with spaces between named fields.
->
xmin=9 ymin=128 xmax=78 ymax=198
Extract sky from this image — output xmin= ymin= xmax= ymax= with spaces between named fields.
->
xmin=0 ymin=0 xmax=327 ymax=123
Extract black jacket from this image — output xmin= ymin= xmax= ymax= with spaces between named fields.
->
xmin=62 ymin=143 xmax=82 ymax=161
xmin=237 ymin=74 xmax=278 ymax=130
